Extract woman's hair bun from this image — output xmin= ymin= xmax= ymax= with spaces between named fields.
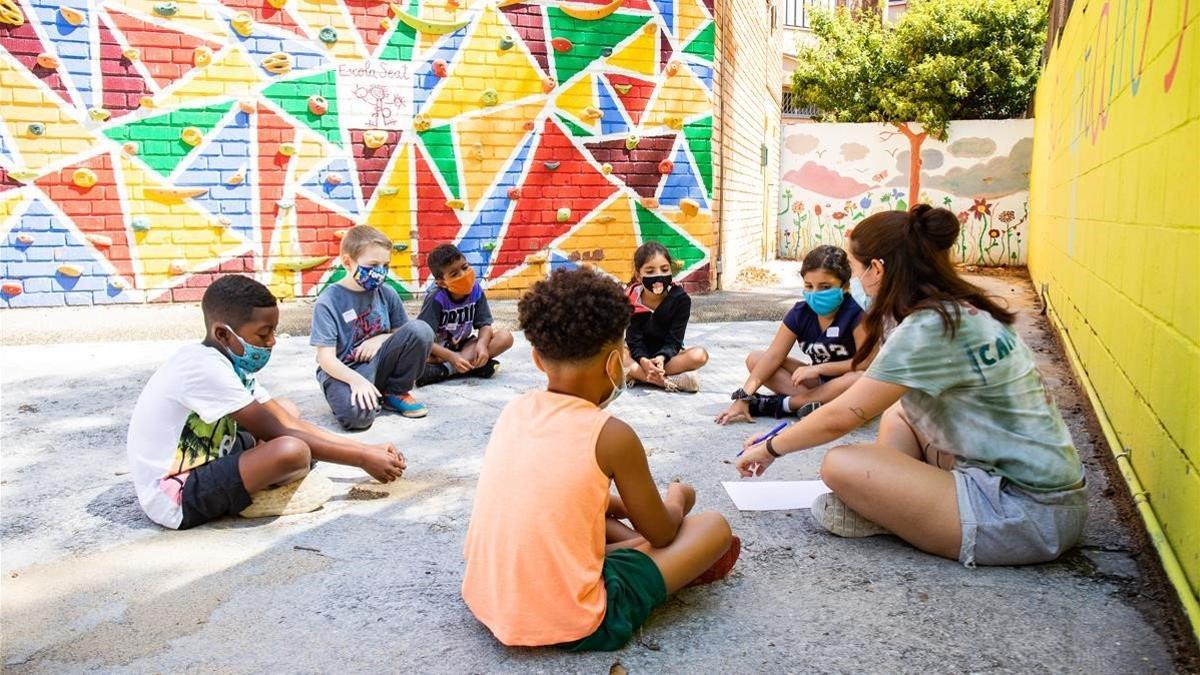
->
xmin=909 ymin=204 xmax=959 ymax=251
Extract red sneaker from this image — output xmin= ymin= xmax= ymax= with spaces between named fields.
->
xmin=686 ymin=535 xmax=741 ymax=587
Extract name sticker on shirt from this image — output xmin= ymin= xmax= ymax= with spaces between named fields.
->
xmin=826 ymin=326 xmax=840 ymax=338
xmin=342 ymin=309 xmax=358 ymax=324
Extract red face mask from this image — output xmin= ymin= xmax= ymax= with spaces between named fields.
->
xmin=445 ymin=267 xmax=476 ymax=296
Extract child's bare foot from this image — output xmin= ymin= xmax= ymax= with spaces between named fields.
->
xmin=685 ymin=535 xmax=740 ymax=587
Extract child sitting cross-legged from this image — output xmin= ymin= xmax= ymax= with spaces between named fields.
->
xmin=462 ymin=268 xmax=740 ymax=651
xmin=415 ymin=243 xmax=513 ymax=386
xmin=126 ymin=275 xmax=406 ymax=530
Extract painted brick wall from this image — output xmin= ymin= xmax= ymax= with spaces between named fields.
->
xmin=0 ymin=0 xmax=724 ymax=306
xmin=1029 ymin=0 xmax=1198 ymax=597
xmin=712 ymin=0 xmax=781 ymax=284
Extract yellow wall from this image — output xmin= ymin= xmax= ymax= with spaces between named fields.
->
xmin=1029 ymin=0 xmax=1199 ymax=605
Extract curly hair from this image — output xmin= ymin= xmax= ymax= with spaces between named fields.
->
xmin=519 ymin=268 xmax=631 ymax=362
xmin=201 ymin=275 xmax=277 ymax=329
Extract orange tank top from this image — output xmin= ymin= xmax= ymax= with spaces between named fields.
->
xmin=461 ymin=390 xmax=612 ymax=646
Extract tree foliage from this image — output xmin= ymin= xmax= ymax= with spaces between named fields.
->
xmin=791 ymin=0 xmax=1048 ymax=140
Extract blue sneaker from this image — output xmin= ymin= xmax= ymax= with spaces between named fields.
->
xmin=381 ymin=392 xmax=428 ymax=418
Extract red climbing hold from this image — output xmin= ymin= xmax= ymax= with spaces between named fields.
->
xmin=551 ymin=37 xmax=572 ymax=53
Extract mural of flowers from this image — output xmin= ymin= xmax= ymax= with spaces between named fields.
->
xmin=971 ymin=197 xmax=993 ymax=220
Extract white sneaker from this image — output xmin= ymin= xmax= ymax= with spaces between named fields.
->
xmin=810 ymin=492 xmax=889 ymax=537
xmin=664 ymin=371 xmax=700 ymax=393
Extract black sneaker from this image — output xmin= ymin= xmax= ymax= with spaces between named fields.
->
xmin=468 ymin=359 xmax=500 ymax=379
xmin=795 ymin=401 xmax=822 ymax=419
xmin=416 ymin=362 xmax=453 ymax=387
xmin=747 ymin=393 xmax=788 ymax=419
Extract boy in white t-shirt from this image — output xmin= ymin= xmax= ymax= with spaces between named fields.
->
xmin=126 ymin=275 xmax=407 ymax=529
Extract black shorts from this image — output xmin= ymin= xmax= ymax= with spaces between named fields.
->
xmin=177 ymin=431 xmax=255 ymax=530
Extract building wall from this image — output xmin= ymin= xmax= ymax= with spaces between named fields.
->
xmin=0 ymin=0 xmax=720 ymax=305
xmin=712 ymin=0 xmax=782 ymax=284
xmin=1029 ymin=0 xmax=1198 ymax=598
xmin=778 ymin=119 xmax=1033 ymax=265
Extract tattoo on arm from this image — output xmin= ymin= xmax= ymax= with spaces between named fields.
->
xmin=849 ymin=407 xmax=868 ymax=422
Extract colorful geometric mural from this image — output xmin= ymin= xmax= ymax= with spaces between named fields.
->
xmin=777 ymin=120 xmax=1034 ymax=266
xmin=0 ymin=0 xmax=717 ymax=307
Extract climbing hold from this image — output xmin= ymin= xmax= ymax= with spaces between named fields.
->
xmin=26 ymin=123 xmax=45 ymax=137
xmin=15 ymin=233 xmax=34 ymax=246
xmin=390 ymin=6 xmax=471 ymax=34
xmin=432 ymin=59 xmax=448 ymax=78
xmin=378 ymin=17 xmax=390 ymax=30
xmin=239 ymin=99 xmax=256 ymax=114
xmin=551 ymin=37 xmax=572 ymax=53
xmin=556 ymin=207 xmax=571 ymax=223
xmin=307 ymin=95 xmax=328 ymax=116
xmin=600 ymin=47 xmax=612 ymax=57
xmin=57 ymin=264 xmax=84 ymax=278
xmin=499 ymin=35 xmax=515 ymax=51
xmin=0 ymin=0 xmax=24 ymax=27
xmin=1 ymin=281 xmax=22 ymax=297
xmin=614 ymin=83 xmax=632 ymax=96
xmin=600 ymin=163 xmax=613 ymax=175
xmin=482 ymin=242 xmax=496 ymax=252
xmin=122 ymin=47 xmax=140 ymax=61
xmin=216 ymin=216 xmax=232 ymax=227
xmin=640 ymin=197 xmax=659 ymax=209
xmin=679 ymin=198 xmax=700 ymax=217
xmin=470 ymin=143 xmax=484 ymax=160
xmin=131 ymin=217 xmax=151 ymax=232
xmin=152 ymin=2 xmax=177 ymax=17
xmin=624 ymin=135 xmax=640 ymax=151
xmin=446 ymin=199 xmax=465 ymax=210
xmin=324 ymin=173 xmax=343 ymax=186
xmin=262 ymin=52 xmax=292 ymax=75
xmin=666 ymin=60 xmax=682 ymax=76
xmin=168 ymin=260 xmax=188 ymax=276
xmin=180 ymin=127 xmax=203 ymax=147
xmin=138 ymin=96 xmax=155 ymax=109
xmin=506 ymin=187 xmax=522 ymax=200
xmin=72 ymin=168 xmax=98 ymax=189
xmin=267 ymin=0 xmax=288 ymax=7
xmin=85 ymin=233 xmax=113 ymax=248
xmin=227 ymin=169 xmax=245 ymax=186
xmin=445 ymin=0 xmax=460 ymax=8
xmin=582 ymin=106 xmax=602 ymax=120
xmin=594 ymin=215 xmax=615 ymax=224
xmin=559 ymin=0 xmax=625 ymax=20
xmin=522 ymin=120 xmax=536 ymax=131
xmin=193 ymin=45 xmax=213 ymax=67
xmin=362 ymin=130 xmax=388 ymax=149
xmin=108 ymin=277 xmax=129 ymax=291
xmin=658 ymin=159 xmax=673 ymax=174
xmin=145 ymin=186 xmax=208 ymax=202
xmin=8 ymin=170 xmax=38 ymax=183
xmin=392 ymin=242 xmax=408 ymax=252
xmin=378 ymin=187 xmax=399 ymax=196
xmin=541 ymin=76 xmax=557 ymax=93
xmin=231 ymin=11 xmax=254 ymax=36
xmin=480 ymin=88 xmax=499 ymax=106
xmin=35 ymin=53 xmax=59 ymax=69
xmin=318 ymin=26 xmax=338 ymax=44
xmin=334 ymin=229 xmax=348 ymax=239
xmin=122 ymin=142 xmax=139 ymax=155
xmin=88 ymin=108 xmax=112 ymax=122
xmin=543 ymin=161 xmax=560 ymax=170
xmin=277 ymin=142 xmax=296 ymax=156
xmin=59 ymin=6 xmax=85 ymax=25
xmin=665 ymin=115 xmax=684 ymax=130
xmin=277 ymin=199 xmax=294 ymax=210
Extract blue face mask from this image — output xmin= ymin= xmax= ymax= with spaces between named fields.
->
xmin=219 ymin=324 xmax=271 ymax=383
xmin=354 ymin=264 xmax=388 ymax=291
xmin=849 ymin=277 xmax=871 ymax=311
xmin=803 ymin=287 xmax=845 ymax=316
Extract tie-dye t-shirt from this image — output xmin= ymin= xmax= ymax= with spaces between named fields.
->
xmin=866 ymin=304 xmax=1083 ymax=492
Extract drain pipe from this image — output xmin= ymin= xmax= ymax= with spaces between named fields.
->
xmin=713 ymin=0 xmax=730 ymax=291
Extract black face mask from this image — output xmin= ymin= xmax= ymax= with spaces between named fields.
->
xmin=642 ymin=274 xmax=672 ymax=294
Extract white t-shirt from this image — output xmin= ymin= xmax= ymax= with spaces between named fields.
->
xmin=126 ymin=343 xmax=271 ymax=528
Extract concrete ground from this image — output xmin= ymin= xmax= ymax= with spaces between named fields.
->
xmin=2 ymin=269 xmax=1197 ymax=672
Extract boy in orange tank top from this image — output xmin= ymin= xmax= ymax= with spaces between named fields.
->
xmin=462 ymin=269 xmax=740 ymax=651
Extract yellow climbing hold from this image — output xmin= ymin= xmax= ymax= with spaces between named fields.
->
xmin=169 ymin=260 xmax=188 ymax=275
xmin=446 ymin=199 xmax=466 ymax=210
xmin=362 ymin=130 xmax=388 ymax=149
xmin=0 ymin=0 xmax=25 ymax=26
xmin=88 ymin=108 xmax=112 ymax=121
xmin=273 ymin=256 xmax=330 ymax=271
xmin=558 ymin=0 xmax=624 ymax=21
xmin=262 ymin=52 xmax=292 ymax=75
xmin=231 ymin=11 xmax=254 ymax=36
xmin=59 ymin=7 xmax=84 ymax=26
xmin=278 ymin=142 xmax=296 ymax=156
xmin=180 ymin=127 xmax=203 ymax=146
xmin=194 ymin=45 xmax=213 ymax=67
xmin=678 ymin=198 xmax=700 ymax=217
xmin=57 ymin=264 xmax=84 ymax=278
xmin=72 ymin=168 xmax=98 ymax=189
xmin=390 ymin=5 xmax=471 ymax=34
xmin=145 ymin=186 xmax=208 ymax=202
xmin=122 ymin=48 xmax=140 ymax=61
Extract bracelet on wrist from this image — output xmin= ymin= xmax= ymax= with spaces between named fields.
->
xmin=766 ymin=437 xmax=782 ymax=458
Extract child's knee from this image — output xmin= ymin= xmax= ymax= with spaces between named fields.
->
xmin=338 ymin=407 xmax=376 ymax=431
xmin=691 ymin=347 xmax=709 ymax=366
xmin=693 ymin=510 xmax=732 ymax=542
xmin=274 ymin=436 xmax=311 ymax=473
xmin=493 ymin=328 xmax=514 ymax=351
xmin=403 ymin=319 xmax=435 ymax=348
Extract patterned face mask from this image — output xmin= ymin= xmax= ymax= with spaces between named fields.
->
xmin=219 ymin=324 xmax=271 ymax=382
xmin=354 ymin=264 xmax=388 ymax=291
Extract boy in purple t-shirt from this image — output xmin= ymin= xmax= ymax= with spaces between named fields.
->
xmin=415 ymin=244 xmax=514 ymax=385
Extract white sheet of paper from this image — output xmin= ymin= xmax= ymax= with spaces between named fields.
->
xmin=721 ymin=480 xmax=832 ymax=511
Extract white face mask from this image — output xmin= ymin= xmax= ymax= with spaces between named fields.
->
xmin=598 ymin=349 xmax=626 ymax=409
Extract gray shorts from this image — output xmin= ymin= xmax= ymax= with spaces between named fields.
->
xmin=954 ymin=466 xmax=1088 ymax=567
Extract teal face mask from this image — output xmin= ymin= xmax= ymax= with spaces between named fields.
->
xmin=803 ymin=287 xmax=845 ymax=316
xmin=849 ymin=277 xmax=871 ymax=311
xmin=219 ymin=324 xmax=272 ymax=382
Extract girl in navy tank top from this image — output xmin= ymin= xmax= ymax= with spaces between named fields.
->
xmin=716 ymin=245 xmax=874 ymax=423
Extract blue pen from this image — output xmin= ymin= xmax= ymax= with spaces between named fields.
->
xmin=737 ymin=421 xmax=788 ymax=457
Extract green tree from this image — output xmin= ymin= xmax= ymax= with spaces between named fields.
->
xmin=791 ymin=0 xmax=1048 ymax=202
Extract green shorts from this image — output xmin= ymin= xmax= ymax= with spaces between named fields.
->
xmin=559 ymin=549 xmax=667 ymax=652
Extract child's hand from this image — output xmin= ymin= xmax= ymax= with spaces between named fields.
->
xmin=667 ymin=481 xmax=696 ymax=515
xmin=349 ymin=374 xmax=381 ymax=411
xmin=360 ymin=444 xmax=405 ymax=483
xmin=639 ymin=357 xmax=666 ymax=385
xmin=352 ymin=334 xmax=390 ymax=362
xmin=715 ymin=400 xmax=753 ymax=425
xmin=471 ymin=345 xmax=490 ymax=369
xmin=735 ymin=438 xmax=775 ymax=477
xmin=448 ymin=353 xmax=473 ymax=373
xmin=790 ymin=365 xmax=820 ymax=387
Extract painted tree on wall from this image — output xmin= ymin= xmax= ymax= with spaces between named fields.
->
xmin=790 ymin=0 xmax=1048 ymax=204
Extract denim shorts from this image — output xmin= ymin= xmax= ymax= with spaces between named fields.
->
xmin=954 ymin=466 xmax=1088 ymax=567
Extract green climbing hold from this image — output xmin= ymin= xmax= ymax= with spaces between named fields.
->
xmin=318 ymin=27 xmax=338 ymax=44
